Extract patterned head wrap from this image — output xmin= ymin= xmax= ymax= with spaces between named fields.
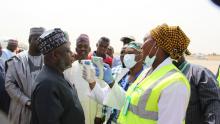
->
xmin=127 ymin=41 xmax=142 ymax=51
xmin=150 ymin=24 xmax=190 ymax=59
xmin=38 ymin=28 xmax=68 ymax=55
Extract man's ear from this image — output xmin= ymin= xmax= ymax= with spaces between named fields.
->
xmin=51 ymin=50 xmax=60 ymax=61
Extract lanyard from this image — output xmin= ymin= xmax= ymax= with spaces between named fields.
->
xmin=130 ymin=68 xmax=151 ymax=93
xmin=123 ymin=68 xmax=150 ymax=115
xmin=179 ymin=61 xmax=189 ymax=72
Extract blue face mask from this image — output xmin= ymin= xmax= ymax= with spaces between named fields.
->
xmin=123 ymin=54 xmax=137 ymax=69
xmin=144 ymin=44 xmax=159 ymax=68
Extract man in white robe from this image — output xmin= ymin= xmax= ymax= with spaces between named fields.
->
xmin=64 ymin=34 xmax=104 ymax=124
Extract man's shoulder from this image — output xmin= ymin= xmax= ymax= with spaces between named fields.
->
xmin=33 ymin=78 xmax=58 ymax=98
xmin=16 ymin=51 xmax=28 ymax=59
xmin=189 ymin=63 xmax=204 ymax=69
xmin=7 ymin=51 xmax=27 ymax=61
xmin=2 ymin=49 xmax=14 ymax=56
xmin=36 ymin=68 xmax=54 ymax=81
xmin=5 ymin=56 xmax=18 ymax=64
xmin=35 ymin=75 xmax=58 ymax=92
xmin=189 ymin=63 xmax=214 ymax=76
xmin=2 ymin=49 xmax=8 ymax=53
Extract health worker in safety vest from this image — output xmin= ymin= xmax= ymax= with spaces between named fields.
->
xmin=83 ymin=24 xmax=191 ymax=124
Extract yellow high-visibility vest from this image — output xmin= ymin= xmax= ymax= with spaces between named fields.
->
xmin=117 ymin=64 xmax=190 ymax=124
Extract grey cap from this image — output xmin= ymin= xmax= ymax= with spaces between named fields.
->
xmin=120 ymin=35 xmax=135 ymax=42
xmin=30 ymin=27 xmax=45 ymax=35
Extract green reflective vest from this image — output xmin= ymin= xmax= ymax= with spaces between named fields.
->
xmin=117 ymin=64 xmax=190 ymax=124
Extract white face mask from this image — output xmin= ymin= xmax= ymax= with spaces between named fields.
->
xmin=144 ymin=56 xmax=156 ymax=68
xmin=123 ymin=54 xmax=137 ymax=69
xmin=144 ymin=44 xmax=159 ymax=68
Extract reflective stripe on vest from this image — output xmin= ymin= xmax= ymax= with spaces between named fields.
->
xmin=118 ymin=64 xmax=190 ymax=124
xmin=128 ymin=69 xmax=177 ymax=120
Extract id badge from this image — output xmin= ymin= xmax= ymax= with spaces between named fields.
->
xmin=123 ymin=96 xmax=131 ymax=115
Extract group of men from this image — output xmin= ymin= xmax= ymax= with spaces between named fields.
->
xmin=0 ymin=24 xmax=220 ymax=124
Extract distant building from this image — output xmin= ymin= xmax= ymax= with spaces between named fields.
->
xmin=194 ymin=53 xmax=208 ymax=60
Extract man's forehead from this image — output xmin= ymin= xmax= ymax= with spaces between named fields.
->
xmin=76 ymin=40 xmax=90 ymax=45
xmin=99 ymin=41 xmax=109 ymax=46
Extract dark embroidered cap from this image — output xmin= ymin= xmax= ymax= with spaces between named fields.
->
xmin=38 ymin=28 xmax=68 ymax=55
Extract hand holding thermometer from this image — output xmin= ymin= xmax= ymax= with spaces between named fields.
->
xmin=91 ymin=56 xmax=104 ymax=80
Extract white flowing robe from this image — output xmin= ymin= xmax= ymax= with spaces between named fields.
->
xmin=64 ymin=61 xmax=106 ymax=124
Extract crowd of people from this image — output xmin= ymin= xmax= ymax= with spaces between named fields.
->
xmin=0 ymin=24 xmax=220 ymax=124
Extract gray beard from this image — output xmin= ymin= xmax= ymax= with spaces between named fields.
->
xmin=58 ymin=59 xmax=71 ymax=70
